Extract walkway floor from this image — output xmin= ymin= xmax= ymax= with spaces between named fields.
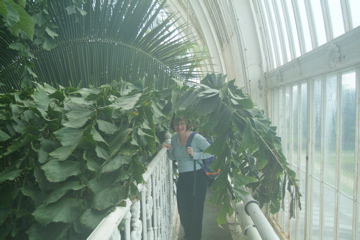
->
xmin=177 ymin=186 xmax=246 ymax=240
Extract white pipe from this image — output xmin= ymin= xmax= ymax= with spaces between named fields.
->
xmin=235 ymin=202 xmax=262 ymax=240
xmin=239 ymin=186 xmax=280 ymax=240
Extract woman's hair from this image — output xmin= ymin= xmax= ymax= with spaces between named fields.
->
xmin=170 ymin=114 xmax=193 ymax=131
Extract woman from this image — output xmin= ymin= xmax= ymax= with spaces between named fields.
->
xmin=162 ymin=116 xmax=213 ymax=240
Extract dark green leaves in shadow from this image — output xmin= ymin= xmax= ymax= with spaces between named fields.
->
xmin=0 ymin=82 xmax=164 ymax=238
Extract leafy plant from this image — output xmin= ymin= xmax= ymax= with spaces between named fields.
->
xmin=0 ymin=74 xmax=301 ymax=238
xmin=0 ymin=0 xmax=207 ymax=92
xmin=164 ymin=73 xmax=301 ymax=224
xmin=0 ymin=0 xmax=86 ymax=89
xmin=0 ymin=81 xmax=166 ymax=239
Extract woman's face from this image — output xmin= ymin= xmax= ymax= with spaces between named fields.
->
xmin=174 ymin=119 xmax=187 ymax=134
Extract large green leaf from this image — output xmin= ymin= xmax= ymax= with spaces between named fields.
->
xmin=79 ymin=208 xmax=109 ymax=229
xmin=2 ymin=133 xmax=37 ymax=156
xmin=239 ymin=119 xmax=258 ymax=153
xmin=95 ymin=145 xmax=109 ymax=160
xmin=32 ymin=84 xmax=50 ymax=111
xmin=41 ymin=160 xmax=82 ymax=182
xmin=63 ymin=110 xmax=94 ymax=128
xmin=92 ymin=183 xmax=126 ymax=210
xmin=0 ymin=129 xmax=10 ymax=141
xmin=43 ymin=181 xmax=84 ymax=205
xmin=91 ymin=126 xmax=107 ymax=144
xmin=108 ymin=127 xmax=132 ymax=158
xmin=96 ymin=120 xmax=118 ymax=135
xmin=27 ymin=222 xmax=70 ymax=240
xmin=0 ymin=168 xmax=23 ymax=184
xmin=0 ymin=0 xmax=34 ymax=38
xmin=109 ymin=93 xmax=142 ymax=111
xmin=53 ymin=127 xmax=83 ymax=147
xmin=32 ymin=198 xmax=86 ymax=225
xmin=233 ymin=173 xmax=258 ymax=187
xmin=49 ymin=145 xmax=77 ymax=161
xmin=101 ymin=155 xmax=132 ymax=173
xmin=83 ymin=151 xmax=101 ymax=172
xmin=21 ymin=187 xmax=47 ymax=207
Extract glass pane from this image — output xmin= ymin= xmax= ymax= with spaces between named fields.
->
xmin=275 ymin=1 xmax=292 ymax=62
xmin=298 ymin=0 xmax=312 ymax=52
xmin=300 ymin=83 xmax=307 ymax=171
xmin=323 ymin=184 xmax=335 ymax=239
xmin=349 ymin=0 xmax=360 ymax=28
xmin=309 ymin=0 xmax=327 ymax=46
xmin=339 ymin=194 xmax=353 ymax=239
xmin=260 ymin=0 xmax=277 ymax=68
xmin=358 ymin=201 xmax=360 ymax=240
xmin=285 ymin=86 xmax=291 ymax=161
xmin=313 ymin=79 xmax=322 ymax=177
xmin=311 ymin=177 xmax=321 ymax=239
xmin=298 ymin=170 xmax=306 ymax=239
xmin=284 ymin=87 xmax=291 ymax=233
xmin=292 ymin=85 xmax=299 ymax=165
xmin=324 ymin=75 xmax=337 ymax=186
xmin=284 ymin=0 xmax=301 ymax=57
xmin=328 ymin=0 xmax=345 ymax=38
xmin=340 ymin=72 xmax=356 ymax=196
xmin=268 ymin=1 xmax=284 ymax=66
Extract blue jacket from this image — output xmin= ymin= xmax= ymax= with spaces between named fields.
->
xmin=167 ymin=132 xmax=214 ymax=173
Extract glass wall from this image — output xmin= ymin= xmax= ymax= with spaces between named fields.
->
xmin=270 ymin=69 xmax=359 ymax=239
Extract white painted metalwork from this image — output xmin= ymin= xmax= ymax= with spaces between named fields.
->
xmin=87 ymin=133 xmax=175 ymax=240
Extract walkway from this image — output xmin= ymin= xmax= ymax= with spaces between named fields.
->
xmin=177 ymin=186 xmax=246 ymax=240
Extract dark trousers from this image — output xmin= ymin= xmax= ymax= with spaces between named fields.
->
xmin=177 ymin=169 xmax=209 ymax=240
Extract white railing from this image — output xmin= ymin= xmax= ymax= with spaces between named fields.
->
xmin=87 ymin=133 xmax=176 ymax=240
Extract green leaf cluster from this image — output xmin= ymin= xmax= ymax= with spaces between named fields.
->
xmin=166 ymin=73 xmax=301 ymax=224
xmin=0 ymin=81 xmax=165 ymax=239
xmin=0 ymin=73 xmax=301 ymax=236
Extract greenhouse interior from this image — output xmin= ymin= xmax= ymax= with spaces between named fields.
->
xmin=0 ymin=0 xmax=359 ymax=239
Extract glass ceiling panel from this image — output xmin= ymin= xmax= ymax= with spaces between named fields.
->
xmin=268 ymin=0 xmax=284 ymax=66
xmin=349 ymin=0 xmax=360 ymax=28
xmin=285 ymin=0 xmax=301 ymax=58
xmin=260 ymin=0 xmax=277 ymax=68
xmin=309 ymin=0 xmax=327 ymax=46
xmin=274 ymin=0 xmax=291 ymax=62
xmin=328 ymin=0 xmax=345 ymax=38
xmin=255 ymin=0 xmax=359 ymax=70
xmin=297 ymin=0 xmax=312 ymax=52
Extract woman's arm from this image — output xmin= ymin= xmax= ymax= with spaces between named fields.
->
xmin=191 ymin=134 xmax=215 ymax=160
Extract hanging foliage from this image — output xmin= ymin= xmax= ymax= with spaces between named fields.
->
xmin=163 ymin=73 xmax=301 ymax=224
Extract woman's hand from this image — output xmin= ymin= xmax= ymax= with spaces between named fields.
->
xmin=186 ymin=147 xmax=194 ymax=157
xmin=162 ymin=144 xmax=172 ymax=150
